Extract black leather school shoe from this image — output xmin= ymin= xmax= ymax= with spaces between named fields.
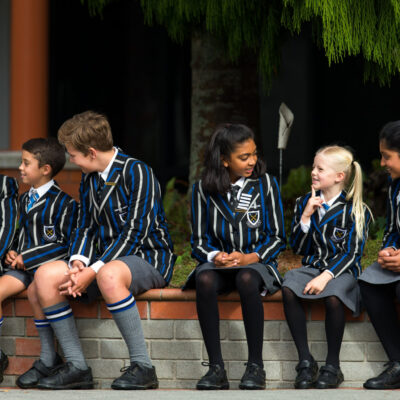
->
xmin=16 ymin=353 xmax=64 ymax=388
xmin=239 ymin=362 xmax=266 ymax=390
xmin=196 ymin=362 xmax=229 ymax=390
xmin=36 ymin=362 xmax=94 ymax=389
xmin=294 ymin=357 xmax=318 ymax=389
xmin=0 ymin=351 xmax=8 ymax=383
xmin=111 ymin=362 xmax=158 ymax=390
xmin=363 ymin=361 xmax=400 ymax=389
xmin=315 ymin=364 xmax=344 ymax=389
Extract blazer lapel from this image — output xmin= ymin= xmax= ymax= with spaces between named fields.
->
xmin=98 ymin=153 xmax=125 ymax=213
xmin=319 ymin=191 xmax=346 ymax=226
xmin=28 ymin=183 xmax=60 ymax=213
xmin=209 ymin=193 xmax=236 ymax=227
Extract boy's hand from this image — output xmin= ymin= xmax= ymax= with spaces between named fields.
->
xmin=303 ymin=270 xmax=333 ymax=295
xmin=5 ymin=250 xmax=17 ymax=265
xmin=301 ymin=186 xmax=323 ymax=225
xmin=11 ymin=254 xmax=25 ymax=270
xmin=59 ymin=267 xmax=96 ymax=298
xmin=70 ymin=260 xmax=86 ymax=271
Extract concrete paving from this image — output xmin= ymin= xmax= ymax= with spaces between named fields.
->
xmin=0 ymin=389 xmax=399 ymax=400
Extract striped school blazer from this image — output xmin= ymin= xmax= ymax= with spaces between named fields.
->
xmin=290 ymin=190 xmax=371 ymax=278
xmin=69 ymin=151 xmax=176 ymax=284
xmin=0 ymin=175 xmax=18 ymax=268
xmin=382 ymin=177 xmax=400 ymax=249
xmin=12 ymin=183 xmax=77 ymax=271
xmin=191 ymin=173 xmax=286 ymax=282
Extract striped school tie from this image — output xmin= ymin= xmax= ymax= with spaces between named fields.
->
xmin=27 ymin=190 xmax=39 ymax=211
xmin=322 ymin=203 xmax=330 ymax=211
xmin=229 ymin=185 xmax=240 ymax=209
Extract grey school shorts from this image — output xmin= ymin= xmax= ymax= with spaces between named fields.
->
xmin=71 ymin=255 xmax=166 ymax=303
xmin=3 ymin=268 xmax=34 ymax=288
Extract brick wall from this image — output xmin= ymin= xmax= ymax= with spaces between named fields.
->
xmin=0 ymin=289 xmax=390 ymax=389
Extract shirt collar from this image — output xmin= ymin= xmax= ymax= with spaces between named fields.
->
xmin=231 ymin=176 xmax=245 ymax=189
xmin=30 ymin=179 xmax=54 ymax=199
xmin=99 ymin=147 xmax=118 ymax=182
xmin=320 ymin=191 xmax=341 ymax=207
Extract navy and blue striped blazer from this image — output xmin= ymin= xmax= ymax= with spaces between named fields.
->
xmin=191 ymin=173 xmax=286 ymax=283
xmin=12 ymin=182 xmax=77 ymax=271
xmin=290 ymin=190 xmax=371 ymax=278
xmin=69 ymin=151 xmax=176 ymax=284
xmin=382 ymin=177 xmax=400 ymax=249
xmin=0 ymin=175 xmax=18 ymax=269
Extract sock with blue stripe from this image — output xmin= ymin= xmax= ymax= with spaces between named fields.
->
xmin=43 ymin=302 xmax=87 ymax=370
xmin=34 ymin=319 xmax=56 ymax=367
xmin=107 ymin=293 xmax=151 ymax=367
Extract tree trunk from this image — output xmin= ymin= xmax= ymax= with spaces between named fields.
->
xmin=189 ymin=32 xmax=260 ymax=186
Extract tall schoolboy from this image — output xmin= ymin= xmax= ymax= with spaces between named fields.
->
xmin=0 ymin=138 xmax=77 ymax=386
xmin=283 ymin=146 xmax=371 ymax=389
xmin=0 ymin=174 xmax=18 ymax=381
xmin=187 ymin=124 xmax=286 ymax=390
xmin=31 ymin=111 xmax=176 ymax=390
xmin=359 ymin=121 xmax=400 ymax=389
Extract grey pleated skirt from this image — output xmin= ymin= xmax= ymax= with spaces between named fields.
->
xmin=182 ymin=262 xmax=282 ymax=295
xmin=282 ymin=267 xmax=360 ymax=315
xmin=359 ymin=261 xmax=400 ymax=285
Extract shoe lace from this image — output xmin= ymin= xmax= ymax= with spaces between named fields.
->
xmin=382 ymin=362 xmax=399 ymax=376
xmin=51 ymin=362 xmax=72 ymax=376
xmin=243 ymin=362 xmax=262 ymax=377
xmin=119 ymin=363 xmax=141 ymax=376
xmin=201 ymin=362 xmax=222 ymax=376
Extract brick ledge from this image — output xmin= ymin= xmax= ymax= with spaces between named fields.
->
xmin=13 ymin=288 xmax=283 ymax=302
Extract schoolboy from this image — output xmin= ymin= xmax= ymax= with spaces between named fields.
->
xmin=32 ymin=111 xmax=176 ymax=390
xmin=0 ymin=174 xmax=18 ymax=382
xmin=0 ymin=138 xmax=77 ymax=386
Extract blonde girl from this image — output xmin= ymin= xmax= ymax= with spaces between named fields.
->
xmin=282 ymin=145 xmax=372 ymax=389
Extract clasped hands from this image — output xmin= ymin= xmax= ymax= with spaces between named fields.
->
xmin=213 ymin=251 xmax=259 ymax=268
xmin=378 ymin=247 xmax=400 ymax=272
xmin=59 ymin=260 xmax=96 ymax=298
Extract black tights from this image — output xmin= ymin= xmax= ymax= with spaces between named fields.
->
xmin=282 ymin=287 xmax=345 ymax=368
xmin=359 ymin=280 xmax=400 ymax=361
xmin=196 ymin=268 xmax=264 ymax=367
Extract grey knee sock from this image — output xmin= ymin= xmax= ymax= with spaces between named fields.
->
xmin=34 ymin=319 xmax=56 ymax=367
xmin=106 ymin=293 xmax=151 ymax=367
xmin=43 ymin=302 xmax=87 ymax=370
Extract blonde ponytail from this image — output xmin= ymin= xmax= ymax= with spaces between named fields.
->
xmin=346 ymin=160 xmax=372 ymax=239
xmin=317 ymin=146 xmax=373 ymax=240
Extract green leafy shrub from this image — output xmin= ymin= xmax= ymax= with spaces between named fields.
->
xmin=163 ymin=178 xmax=196 ymax=287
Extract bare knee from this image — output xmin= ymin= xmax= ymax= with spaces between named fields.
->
xmin=35 ymin=261 xmax=68 ymax=302
xmin=97 ymin=261 xmax=130 ymax=296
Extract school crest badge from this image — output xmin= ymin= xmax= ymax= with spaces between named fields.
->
xmin=43 ymin=225 xmax=56 ymax=242
xmin=115 ymin=206 xmax=128 ymax=223
xmin=246 ymin=210 xmax=261 ymax=228
xmin=331 ymin=227 xmax=347 ymax=242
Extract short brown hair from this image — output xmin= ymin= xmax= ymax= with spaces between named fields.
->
xmin=22 ymin=138 xmax=66 ymax=178
xmin=57 ymin=111 xmax=113 ymax=155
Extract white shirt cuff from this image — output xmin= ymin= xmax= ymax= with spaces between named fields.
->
xmin=69 ymin=255 xmax=90 ymax=269
xmin=90 ymin=260 xmax=105 ymax=274
xmin=207 ymin=251 xmax=220 ymax=262
xmin=324 ymin=269 xmax=335 ymax=277
xmin=300 ymin=220 xmax=310 ymax=233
